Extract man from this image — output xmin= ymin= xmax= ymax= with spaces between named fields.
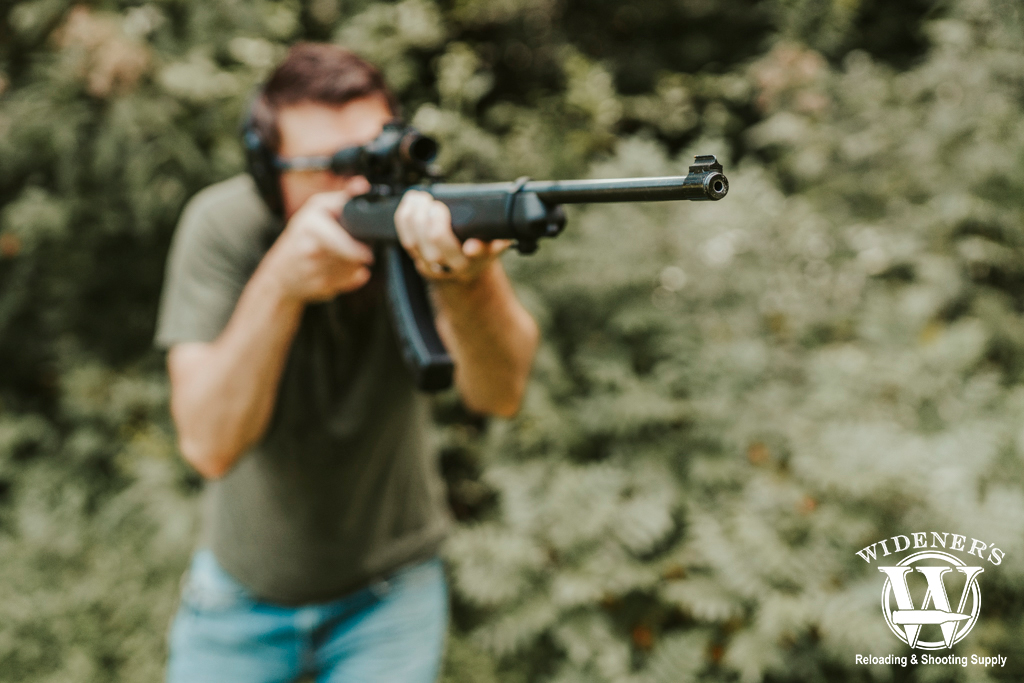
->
xmin=155 ymin=43 xmax=538 ymax=682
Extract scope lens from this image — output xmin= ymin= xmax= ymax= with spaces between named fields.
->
xmin=404 ymin=135 xmax=438 ymax=164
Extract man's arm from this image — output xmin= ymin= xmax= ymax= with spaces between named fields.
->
xmin=168 ymin=192 xmax=373 ymax=479
xmin=432 ymin=260 xmax=538 ymax=417
xmin=394 ymin=192 xmax=539 ymax=416
xmin=168 ymin=272 xmax=302 ymax=479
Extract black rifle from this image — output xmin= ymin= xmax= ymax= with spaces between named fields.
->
xmin=278 ymin=122 xmax=729 ymax=391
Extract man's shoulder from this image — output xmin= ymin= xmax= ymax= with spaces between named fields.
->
xmin=155 ymin=176 xmax=277 ymax=348
xmin=183 ymin=174 xmax=277 ymax=235
xmin=171 ymin=174 xmax=281 ymax=268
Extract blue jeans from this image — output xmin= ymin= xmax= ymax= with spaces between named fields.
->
xmin=166 ymin=550 xmax=448 ymax=683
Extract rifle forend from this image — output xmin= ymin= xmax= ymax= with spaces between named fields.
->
xmin=342 ymin=154 xmax=729 ymax=254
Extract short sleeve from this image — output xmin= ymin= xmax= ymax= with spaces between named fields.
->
xmin=154 ymin=175 xmax=278 ymax=348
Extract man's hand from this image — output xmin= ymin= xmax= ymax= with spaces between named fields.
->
xmin=393 ymin=190 xmax=536 ymax=417
xmin=394 ymin=190 xmax=511 ymax=283
xmin=264 ymin=191 xmax=375 ymax=301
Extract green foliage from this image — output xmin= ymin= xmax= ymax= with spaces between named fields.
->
xmin=4 ymin=0 xmax=1024 ymax=681
xmin=442 ymin=2 xmax=1024 ymax=682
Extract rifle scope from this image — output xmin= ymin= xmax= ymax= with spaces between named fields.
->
xmin=274 ymin=121 xmax=438 ymax=187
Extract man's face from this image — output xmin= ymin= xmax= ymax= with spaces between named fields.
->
xmin=276 ymin=94 xmax=393 ymax=219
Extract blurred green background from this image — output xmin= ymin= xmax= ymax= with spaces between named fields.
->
xmin=2 ymin=0 xmax=1024 ymax=680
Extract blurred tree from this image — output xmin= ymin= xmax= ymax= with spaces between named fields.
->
xmin=441 ymin=1 xmax=1024 ymax=681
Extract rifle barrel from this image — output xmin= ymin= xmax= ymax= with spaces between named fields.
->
xmin=428 ymin=155 xmax=728 ymax=204
xmin=527 ymin=174 xmax=726 ymax=203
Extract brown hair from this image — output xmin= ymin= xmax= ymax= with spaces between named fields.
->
xmin=251 ymin=43 xmax=397 ymax=153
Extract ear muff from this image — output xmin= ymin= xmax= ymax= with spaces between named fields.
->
xmin=241 ymin=99 xmax=285 ymax=217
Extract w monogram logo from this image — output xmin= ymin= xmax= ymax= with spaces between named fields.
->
xmin=879 ymin=551 xmax=984 ymax=650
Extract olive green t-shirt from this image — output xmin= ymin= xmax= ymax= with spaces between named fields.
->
xmin=155 ymin=175 xmax=450 ymax=605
